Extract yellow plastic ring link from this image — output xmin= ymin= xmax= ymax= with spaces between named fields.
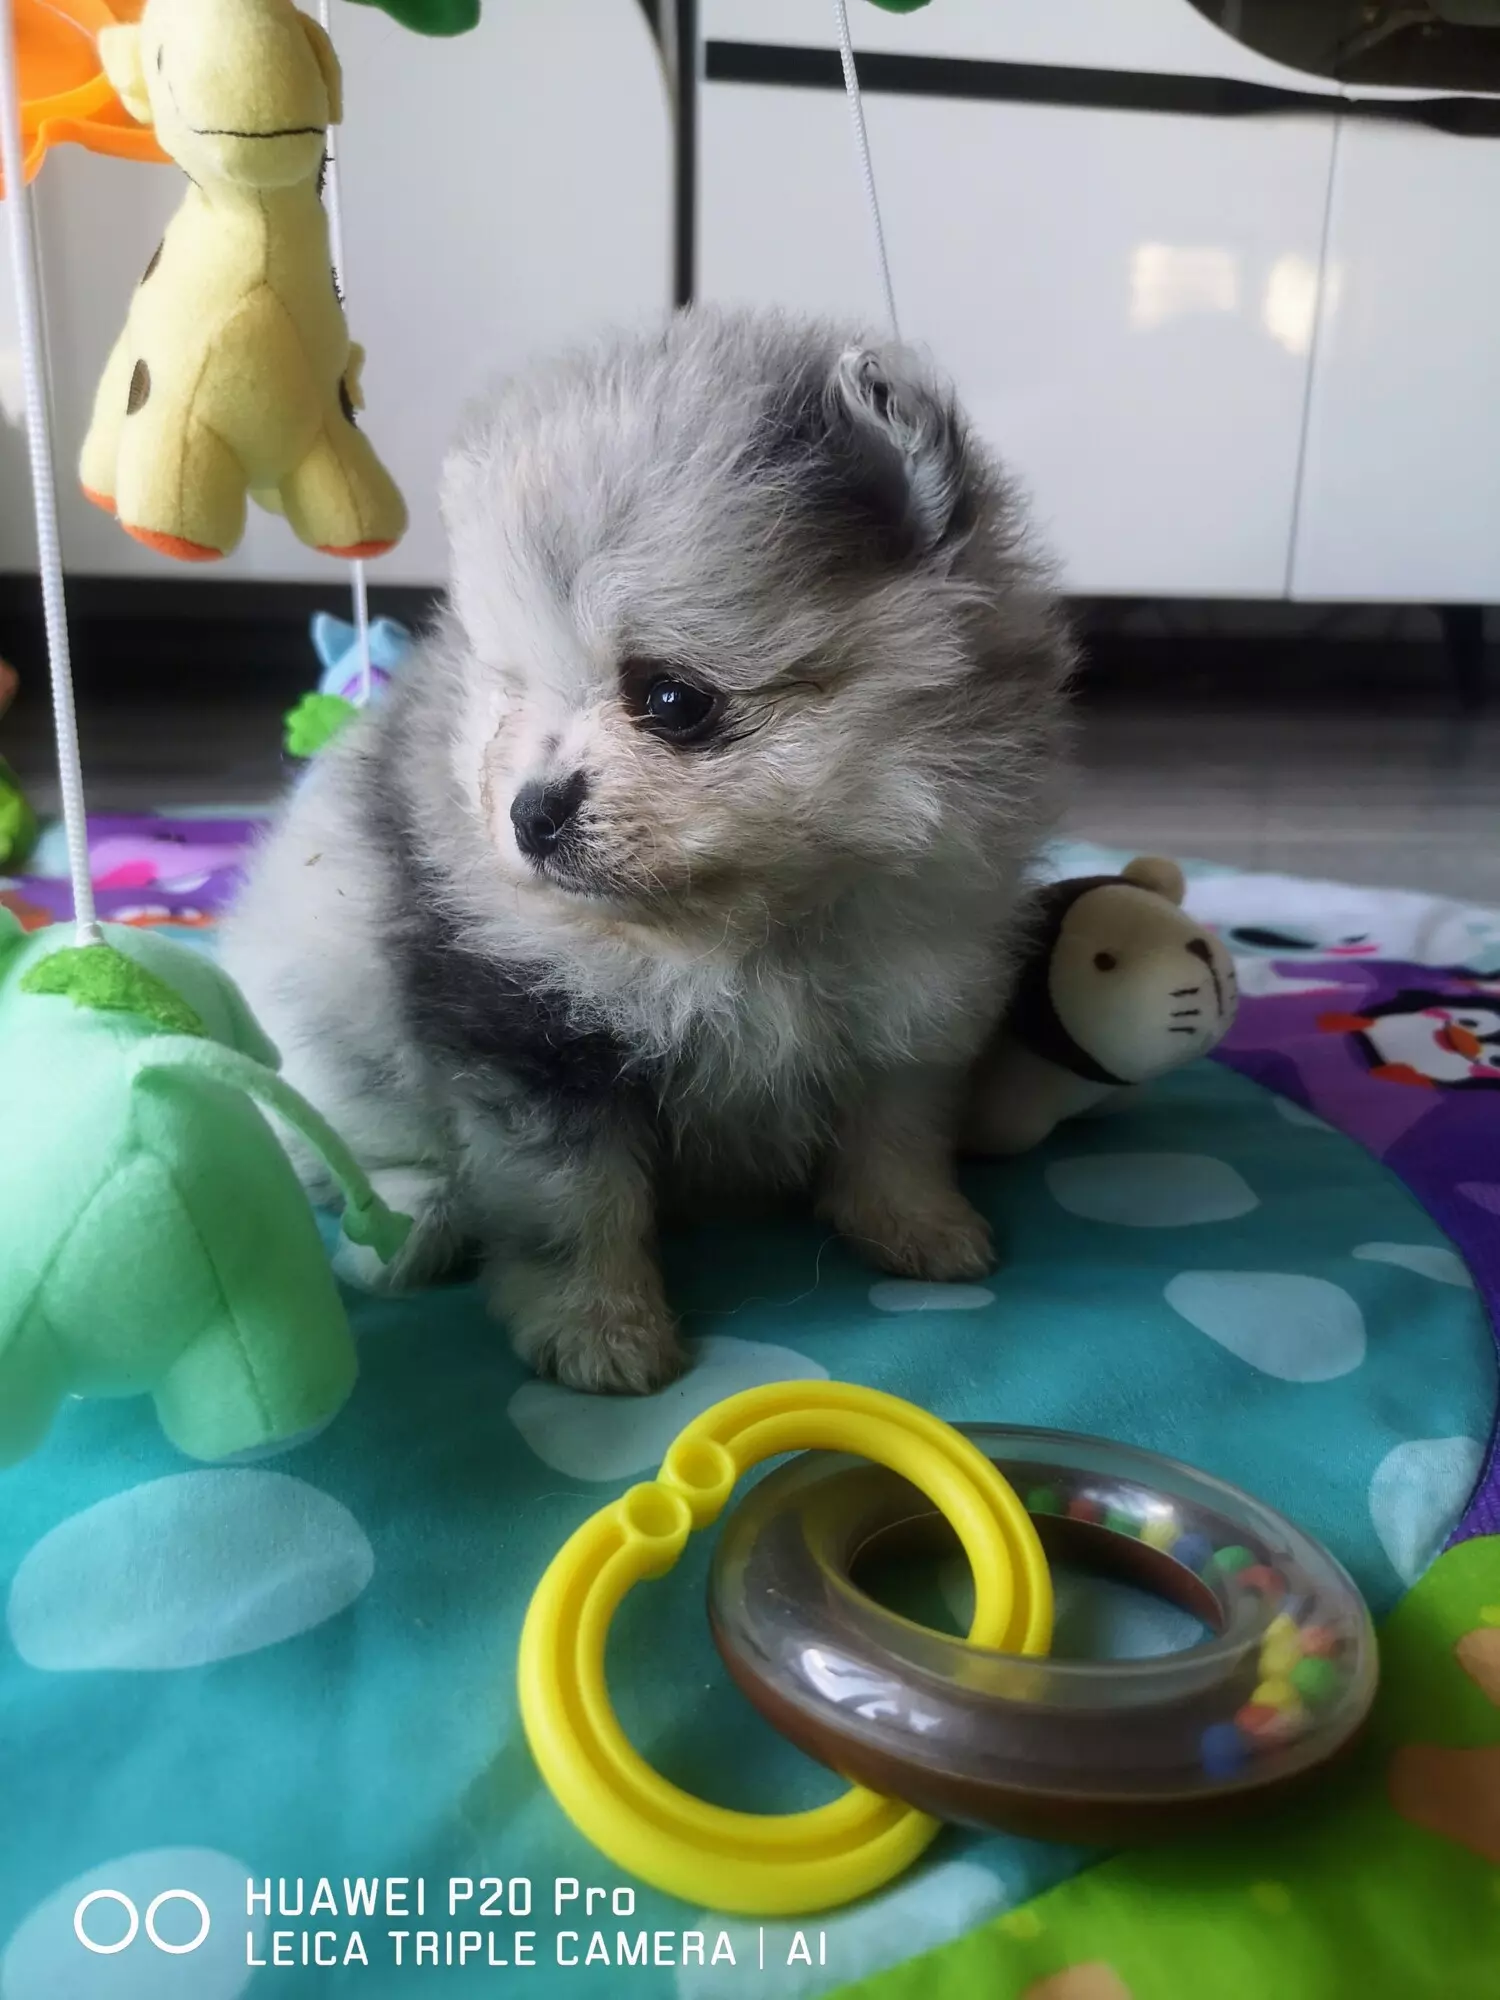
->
xmin=518 ymin=1379 xmax=1054 ymax=1916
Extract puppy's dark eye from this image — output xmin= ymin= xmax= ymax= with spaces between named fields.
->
xmin=621 ymin=662 xmax=721 ymax=745
xmin=1093 ymin=951 xmax=1118 ymax=972
xmin=645 ymin=679 xmax=714 ymax=731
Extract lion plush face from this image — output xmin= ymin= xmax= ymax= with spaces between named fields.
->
xmin=1046 ymin=860 xmax=1239 ymax=1085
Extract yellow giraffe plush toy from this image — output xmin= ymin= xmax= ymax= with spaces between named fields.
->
xmin=80 ymin=0 xmax=407 ymax=562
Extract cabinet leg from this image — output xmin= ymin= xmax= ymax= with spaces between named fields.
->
xmin=1438 ymin=605 xmax=1488 ymax=713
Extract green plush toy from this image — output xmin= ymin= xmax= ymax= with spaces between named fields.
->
xmin=0 ymin=757 xmax=36 ymax=873
xmin=348 ymin=0 xmax=480 ymax=31
xmin=0 ymin=907 xmax=409 ymax=1466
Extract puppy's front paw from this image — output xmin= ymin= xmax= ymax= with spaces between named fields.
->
xmin=487 ymin=1256 xmax=686 ymax=1395
xmin=552 ymin=1308 xmax=688 ymax=1396
xmin=826 ymin=1186 xmax=996 ymax=1283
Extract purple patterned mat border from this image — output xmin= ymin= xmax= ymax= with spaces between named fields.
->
xmin=1214 ymin=957 xmax=1500 ymax=1546
xmin=2 ymin=813 xmax=256 ymax=929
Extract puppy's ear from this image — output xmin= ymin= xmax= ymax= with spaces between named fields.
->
xmin=816 ymin=345 xmax=974 ymax=559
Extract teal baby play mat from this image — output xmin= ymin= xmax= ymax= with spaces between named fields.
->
xmin=0 ymin=838 xmax=1495 ymax=1998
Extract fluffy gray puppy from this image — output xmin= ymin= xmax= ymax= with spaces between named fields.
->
xmin=224 ymin=307 xmax=1074 ymax=1393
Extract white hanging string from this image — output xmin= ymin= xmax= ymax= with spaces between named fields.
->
xmin=25 ymin=178 xmax=60 ymax=436
xmin=831 ymin=0 xmax=900 ymax=342
xmin=318 ymin=0 xmax=373 ymax=705
xmin=0 ymin=0 xmax=99 ymax=943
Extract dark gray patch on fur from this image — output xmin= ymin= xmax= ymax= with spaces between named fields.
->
xmin=757 ymin=359 xmax=911 ymax=562
xmin=126 ymin=360 xmax=151 ymax=416
xmin=755 ymin=351 xmax=975 ymax=565
xmin=362 ymin=745 xmax=648 ymax=1119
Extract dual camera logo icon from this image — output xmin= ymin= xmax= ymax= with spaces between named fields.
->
xmin=73 ymin=1888 xmax=210 ymax=1956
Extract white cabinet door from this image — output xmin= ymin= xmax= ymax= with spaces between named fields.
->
xmin=0 ymin=0 xmax=669 ymax=585
xmin=699 ymin=77 xmax=1334 ymax=596
xmin=1291 ymin=118 xmax=1500 ymax=604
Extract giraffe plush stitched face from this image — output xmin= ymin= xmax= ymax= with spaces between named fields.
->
xmin=100 ymin=0 xmax=342 ymax=193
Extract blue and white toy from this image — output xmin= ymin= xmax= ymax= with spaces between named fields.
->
xmin=284 ymin=613 xmax=413 ymax=758
xmin=311 ymin=611 xmax=412 ymax=705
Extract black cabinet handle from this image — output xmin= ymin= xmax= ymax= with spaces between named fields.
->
xmin=705 ymin=41 xmax=1500 ymax=139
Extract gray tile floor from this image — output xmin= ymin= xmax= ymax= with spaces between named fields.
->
xmin=1068 ymin=708 xmax=1500 ymax=903
xmin=11 ymin=696 xmax=1500 ymax=907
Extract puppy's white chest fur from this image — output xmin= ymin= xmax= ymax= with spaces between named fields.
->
xmin=620 ymin=903 xmax=1007 ymax=1193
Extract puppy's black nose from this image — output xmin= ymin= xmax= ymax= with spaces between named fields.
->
xmin=510 ymin=773 xmax=587 ymax=860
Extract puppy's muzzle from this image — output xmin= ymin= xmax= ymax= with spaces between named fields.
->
xmin=511 ymin=773 xmax=588 ymax=863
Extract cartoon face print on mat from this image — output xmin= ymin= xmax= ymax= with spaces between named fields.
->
xmin=1319 ymin=987 xmax=1500 ymax=1091
xmin=1189 ymin=875 xmax=1500 ymax=971
xmin=1186 ymin=875 xmax=1500 ymax=1000
xmin=1227 ymin=923 xmax=1378 ymax=959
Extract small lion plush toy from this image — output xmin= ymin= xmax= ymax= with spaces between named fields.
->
xmin=965 ymin=857 xmax=1239 ymax=1155
xmin=80 ymin=0 xmax=407 ymax=562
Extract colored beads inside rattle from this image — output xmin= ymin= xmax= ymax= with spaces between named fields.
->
xmin=1023 ymin=1489 xmax=1367 ymax=1783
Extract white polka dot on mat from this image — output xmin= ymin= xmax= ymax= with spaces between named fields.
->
xmin=1047 ymin=1153 xmax=1259 ymax=1228
xmin=1369 ymin=1435 xmax=1485 ymax=1584
xmin=1274 ymin=1095 xmax=1334 ymax=1133
xmin=507 ymin=1334 xmax=827 ymax=1482
xmin=868 ymin=1281 xmax=995 ymax=1313
xmin=2 ymin=1848 xmax=259 ymax=1999
xmin=1353 ymin=1242 xmax=1474 ymax=1289
xmin=1165 ymin=1272 xmax=1366 ymax=1381
xmin=677 ymin=1860 xmax=1005 ymax=2000
xmin=1459 ymin=1182 xmax=1500 ymax=1218
xmin=6 ymin=1471 xmax=373 ymax=1671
